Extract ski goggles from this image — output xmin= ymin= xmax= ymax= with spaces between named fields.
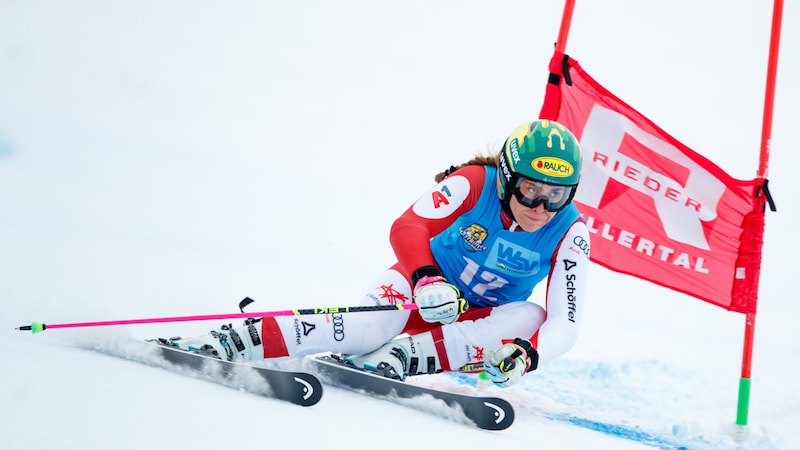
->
xmin=511 ymin=177 xmax=577 ymax=212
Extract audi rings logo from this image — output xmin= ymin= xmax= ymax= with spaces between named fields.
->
xmin=332 ymin=314 xmax=345 ymax=342
xmin=573 ymin=236 xmax=590 ymax=257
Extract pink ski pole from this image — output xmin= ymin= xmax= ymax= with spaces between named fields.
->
xmin=16 ymin=299 xmax=418 ymax=334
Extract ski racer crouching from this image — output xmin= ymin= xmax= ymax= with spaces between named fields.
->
xmin=170 ymin=120 xmax=590 ymax=388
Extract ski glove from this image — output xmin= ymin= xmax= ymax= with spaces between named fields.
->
xmin=412 ymin=265 xmax=468 ymax=325
xmin=484 ymin=338 xmax=539 ymax=388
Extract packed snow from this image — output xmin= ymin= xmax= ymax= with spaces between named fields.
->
xmin=2 ymin=1 xmax=798 ymax=449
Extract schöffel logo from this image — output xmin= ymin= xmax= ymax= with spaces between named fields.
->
xmin=294 ymin=319 xmax=316 ymax=345
xmin=532 ymin=157 xmax=574 ymax=178
xmin=302 ymin=321 xmax=316 ymax=336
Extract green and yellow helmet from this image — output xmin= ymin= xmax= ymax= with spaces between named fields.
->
xmin=497 ymin=120 xmax=582 ymax=212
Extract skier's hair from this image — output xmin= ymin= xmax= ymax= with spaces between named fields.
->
xmin=434 ymin=153 xmax=500 ymax=183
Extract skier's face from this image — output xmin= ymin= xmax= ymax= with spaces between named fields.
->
xmin=508 ymin=194 xmax=556 ymax=232
xmin=511 ymin=178 xmax=575 ymax=212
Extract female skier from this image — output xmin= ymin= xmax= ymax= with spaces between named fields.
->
xmin=170 ymin=119 xmax=590 ymax=388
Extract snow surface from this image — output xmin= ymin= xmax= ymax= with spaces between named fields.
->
xmin=1 ymin=1 xmax=798 ymax=449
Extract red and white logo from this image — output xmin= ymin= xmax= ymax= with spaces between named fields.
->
xmin=542 ymin=53 xmax=763 ymax=313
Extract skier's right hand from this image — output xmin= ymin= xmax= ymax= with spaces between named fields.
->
xmin=412 ymin=265 xmax=468 ymax=324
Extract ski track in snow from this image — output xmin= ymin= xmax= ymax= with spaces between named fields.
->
xmin=33 ymin=333 xmax=780 ymax=450
xmin=440 ymin=365 xmax=780 ymax=450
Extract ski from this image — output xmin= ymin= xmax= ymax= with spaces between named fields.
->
xmin=146 ymin=340 xmax=322 ymax=407
xmin=308 ymin=355 xmax=514 ymax=430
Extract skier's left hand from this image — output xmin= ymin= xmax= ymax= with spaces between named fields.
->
xmin=484 ymin=338 xmax=538 ymax=388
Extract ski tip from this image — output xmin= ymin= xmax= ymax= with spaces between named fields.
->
xmin=15 ymin=322 xmax=45 ymax=334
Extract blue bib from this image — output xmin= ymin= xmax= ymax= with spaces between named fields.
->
xmin=430 ymin=166 xmax=581 ymax=307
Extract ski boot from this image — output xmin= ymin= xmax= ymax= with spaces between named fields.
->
xmin=344 ymin=331 xmax=442 ymax=381
xmin=162 ymin=321 xmax=264 ymax=362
